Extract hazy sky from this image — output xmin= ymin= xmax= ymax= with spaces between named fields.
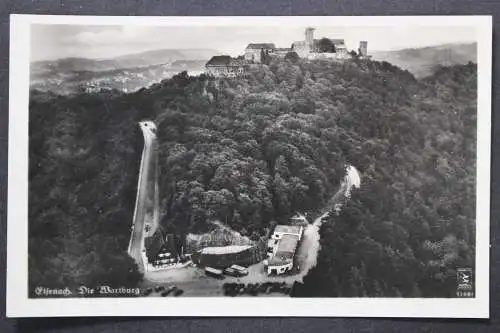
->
xmin=30 ymin=24 xmax=477 ymax=61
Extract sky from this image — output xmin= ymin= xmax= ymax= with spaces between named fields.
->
xmin=30 ymin=24 xmax=477 ymax=62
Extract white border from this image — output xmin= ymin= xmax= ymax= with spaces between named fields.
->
xmin=7 ymin=15 xmax=492 ymax=318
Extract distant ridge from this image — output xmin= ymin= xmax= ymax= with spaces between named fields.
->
xmin=371 ymin=43 xmax=477 ymax=78
xmin=31 ymin=48 xmax=221 ymax=77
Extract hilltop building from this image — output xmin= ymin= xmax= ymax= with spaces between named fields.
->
xmin=205 ymin=55 xmax=248 ymax=77
xmin=203 ymin=27 xmax=371 ymax=77
xmin=273 ymin=47 xmax=294 ymax=58
xmin=291 ymin=27 xmax=366 ymax=60
xmin=244 ymin=43 xmax=276 ymax=63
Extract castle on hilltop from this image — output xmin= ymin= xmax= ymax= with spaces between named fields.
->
xmin=205 ymin=27 xmax=371 ymax=77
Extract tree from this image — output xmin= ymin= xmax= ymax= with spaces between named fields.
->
xmin=29 ymin=57 xmax=477 ymax=299
xmin=317 ymin=38 xmax=336 ymax=53
xmin=284 ymin=51 xmax=300 ymax=63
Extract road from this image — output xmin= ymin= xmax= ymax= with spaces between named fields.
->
xmin=128 ymin=121 xmax=160 ymax=271
xmin=293 ymin=165 xmax=361 ymax=281
xmin=141 ymin=165 xmax=361 ymax=294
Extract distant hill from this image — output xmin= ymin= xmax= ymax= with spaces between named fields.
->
xmin=31 ymin=48 xmax=219 ymax=78
xmin=30 ymin=48 xmax=219 ymax=94
xmin=371 ymin=43 xmax=476 ymax=78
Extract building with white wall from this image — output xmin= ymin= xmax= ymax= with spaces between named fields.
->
xmin=266 ymin=225 xmax=303 ymax=275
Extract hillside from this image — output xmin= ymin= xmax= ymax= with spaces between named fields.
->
xmin=371 ymin=43 xmax=476 ymax=78
xmin=28 ymin=57 xmax=476 ymax=297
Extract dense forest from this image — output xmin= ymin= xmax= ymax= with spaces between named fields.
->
xmin=28 ymin=55 xmax=476 ymax=297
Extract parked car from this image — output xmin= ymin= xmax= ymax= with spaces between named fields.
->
xmin=229 ymin=264 xmax=249 ymax=276
xmin=143 ymin=287 xmax=153 ymax=296
xmin=205 ymin=267 xmax=225 ymax=279
xmin=154 ymin=285 xmax=165 ymax=292
xmin=223 ymin=267 xmax=240 ymax=277
xmin=160 ymin=285 xmax=177 ymax=297
xmin=174 ymin=289 xmax=184 ymax=297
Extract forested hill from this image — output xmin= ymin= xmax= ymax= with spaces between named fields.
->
xmin=28 ymin=57 xmax=476 ymax=297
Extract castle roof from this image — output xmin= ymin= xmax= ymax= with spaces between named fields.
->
xmin=206 ymin=56 xmax=248 ymax=67
xmin=206 ymin=55 xmax=232 ymax=66
xmin=245 ymin=43 xmax=276 ymax=50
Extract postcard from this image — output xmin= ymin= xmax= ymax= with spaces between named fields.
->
xmin=7 ymin=14 xmax=491 ymax=318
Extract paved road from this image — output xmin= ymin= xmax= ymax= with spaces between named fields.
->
xmin=128 ymin=121 xmax=159 ymax=270
xmin=293 ymin=165 xmax=361 ymax=280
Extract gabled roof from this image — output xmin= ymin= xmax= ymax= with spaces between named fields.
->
xmin=206 ymin=56 xmax=248 ymax=67
xmin=274 ymin=225 xmax=302 ymax=236
xmin=245 ymin=43 xmax=276 ymax=50
xmin=206 ymin=55 xmax=232 ymax=66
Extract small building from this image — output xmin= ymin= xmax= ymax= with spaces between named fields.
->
xmin=244 ymin=43 xmax=276 ymax=63
xmin=266 ymin=234 xmax=300 ymax=275
xmin=266 ymin=224 xmax=303 ymax=275
xmin=205 ymin=55 xmax=248 ymax=77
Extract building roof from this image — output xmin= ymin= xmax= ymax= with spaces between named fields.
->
xmin=268 ymin=234 xmax=300 ymax=266
xmin=268 ymin=256 xmax=293 ymax=266
xmin=245 ymin=43 xmax=276 ymax=50
xmin=206 ymin=55 xmax=232 ymax=67
xmin=276 ymin=234 xmax=300 ymax=254
xmin=206 ymin=55 xmax=248 ymax=67
xmin=275 ymin=47 xmax=292 ymax=52
xmin=274 ymin=225 xmax=302 ymax=236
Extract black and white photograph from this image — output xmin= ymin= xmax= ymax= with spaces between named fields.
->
xmin=7 ymin=15 xmax=491 ymax=318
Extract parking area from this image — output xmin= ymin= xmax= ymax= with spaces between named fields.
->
xmin=140 ymin=216 xmax=324 ymax=297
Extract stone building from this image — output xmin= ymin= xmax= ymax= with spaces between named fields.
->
xmin=205 ymin=55 xmax=248 ymax=77
xmin=291 ymin=27 xmax=367 ymax=60
xmin=273 ymin=47 xmax=294 ymax=58
xmin=244 ymin=43 xmax=276 ymax=63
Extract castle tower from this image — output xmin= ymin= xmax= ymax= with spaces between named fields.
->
xmin=359 ymin=41 xmax=368 ymax=56
xmin=305 ymin=27 xmax=315 ymax=50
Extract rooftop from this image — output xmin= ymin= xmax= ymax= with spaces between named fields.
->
xmin=206 ymin=55 xmax=248 ymax=67
xmin=206 ymin=55 xmax=232 ymax=66
xmin=245 ymin=43 xmax=276 ymax=50
xmin=274 ymin=225 xmax=302 ymax=235
xmin=276 ymin=234 xmax=300 ymax=254
xmin=267 ymin=234 xmax=300 ymax=266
